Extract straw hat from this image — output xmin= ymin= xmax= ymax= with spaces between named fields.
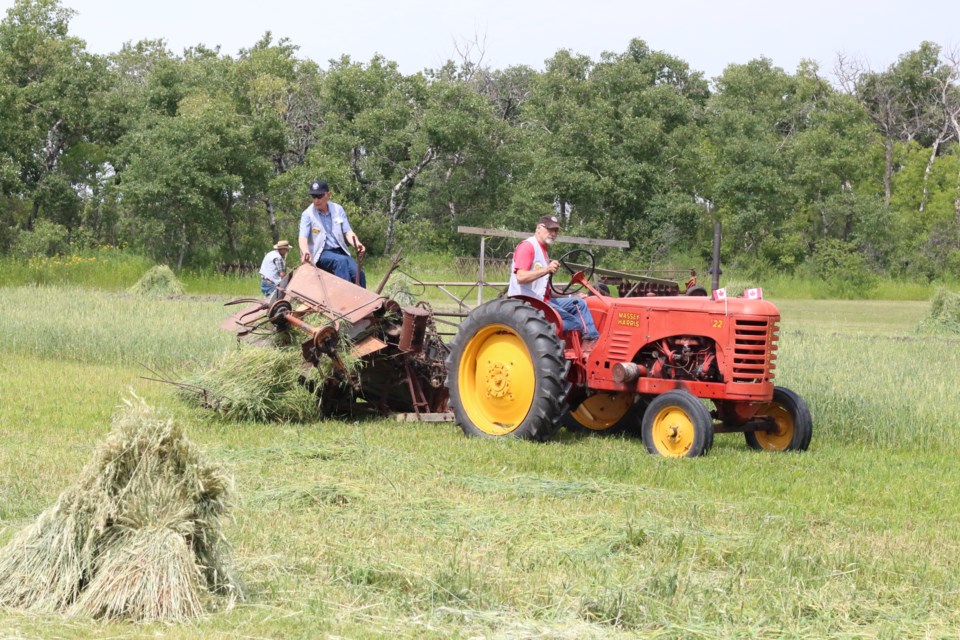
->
xmin=273 ymin=240 xmax=291 ymax=250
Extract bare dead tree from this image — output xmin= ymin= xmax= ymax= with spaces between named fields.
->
xmin=941 ymin=48 xmax=960 ymax=248
xmin=902 ymin=46 xmax=960 ymax=213
xmin=836 ymin=54 xmax=897 ymax=206
xmin=836 ymin=48 xmax=951 ymax=209
xmin=452 ymin=29 xmax=488 ymax=83
xmin=385 ymin=147 xmax=438 ymax=254
xmin=260 ymin=64 xmax=325 ymax=242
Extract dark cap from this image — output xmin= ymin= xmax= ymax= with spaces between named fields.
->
xmin=538 ymin=215 xmax=560 ymax=230
xmin=308 ymin=180 xmax=329 ymax=196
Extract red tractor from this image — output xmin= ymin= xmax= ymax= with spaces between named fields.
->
xmin=444 ymin=250 xmax=811 ymax=457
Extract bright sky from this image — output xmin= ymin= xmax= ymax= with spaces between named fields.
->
xmin=5 ymin=0 xmax=959 ymax=81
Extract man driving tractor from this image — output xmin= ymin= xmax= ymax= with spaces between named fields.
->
xmin=507 ymin=215 xmax=600 ymax=341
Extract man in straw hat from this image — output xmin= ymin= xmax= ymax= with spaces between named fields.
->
xmin=259 ymin=239 xmax=290 ymax=297
xmin=508 ymin=214 xmax=599 ymax=341
xmin=298 ymin=179 xmax=366 ymax=287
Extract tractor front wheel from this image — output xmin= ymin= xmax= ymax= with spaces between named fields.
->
xmin=745 ymin=386 xmax=812 ymax=451
xmin=562 ymin=393 xmax=645 ymax=435
xmin=445 ymin=298 xmax=568 ymax=441
xmin=641 ymin=391 xmax=714 ymax=457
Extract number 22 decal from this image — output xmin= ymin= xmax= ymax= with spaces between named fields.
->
xmin=712 ymin=319 xmax=723 ymax=328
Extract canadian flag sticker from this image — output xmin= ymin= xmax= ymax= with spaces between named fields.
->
xmin=744 ymin=287 xmax=763 ymax=300
xmin=713 ymin=288 xmax=727 ymax=301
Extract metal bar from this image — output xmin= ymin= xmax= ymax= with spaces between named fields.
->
xmin=284 ymin=314 xmax=317 ymax=334
xmin=564 ymin=262 xmax=677 ymax=286
xmin=418 ymin=281 xmax=509 ymax=286
xmin=457 ymin=225 xmax=629 ymax=248
xmin=436 ymin=285 xmax=474 ymax=312
xmin=478 ymin=236 xmax=486 ymax=306
xmin=711 ymin=220 xmax=722 ymax=292
xmin=393 ymin=412 xmax=455 ymax=422
xmin=432 ymin=316 xmax=462 ymax=328
xmin=403 ymin=359 xmax=431 ymax=417
xmin=375 ymin=249 xmax=403 ymax=294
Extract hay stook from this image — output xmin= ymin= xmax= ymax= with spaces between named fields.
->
xmin=0 ymin=395 xmax=239 ymax=622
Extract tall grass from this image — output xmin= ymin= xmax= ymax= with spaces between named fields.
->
xmin=749 ymin=271 xmax=960 ymax=301
xmin=0 ymin=285 xmax=235 ymax=367
xmin=0 ymin=250 xmax=154 ymax=290
xmin=4 ymin=249 xmax=958 ymax=302
xmin=177 ymin=268 xmax=259 ymax=296
xmin=771 ymin=298 xmax=960 ymax=448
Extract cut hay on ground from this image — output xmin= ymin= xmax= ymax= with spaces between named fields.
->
xmin=180 ymin=344 xmax=325 ymax=422
xmin=917 ymin=288 xmax=960 ymax=334
xmin=129 ymin=264 xmax=185 ymax=296
xmin=0 ymin=396 xmax=238 ymax=622
xmin=182 ymin=319 xmax=362 ymax=422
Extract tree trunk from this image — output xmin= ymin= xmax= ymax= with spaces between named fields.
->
xmin=223 ymin=191 xmax=238 ymax=260
xmin=349 ymin=146 xmax=368 ymax=186
xmin=443 ymin=155 xmax=465 ymax=221
xmin=883 ymin=137 xmax=894 ymax=208
xmin=177 ymin=223 xmax=188 ymax=270
xmin=385 ymin=147 xmax=437 ymax=254
xmin=955 ymin=165 xmax=960 ymax=250
xmin=25 ymin=119 xmax=67 ymax=230
xmin=27 ymin=200 xmax=40 ymax=231
xmin=919 ymin=124 xmax=949 ymax=213
xmin=264 ymin=197 xmax=279 ymax=243
xmin=43 ymin=119 xmax=65 ymax=174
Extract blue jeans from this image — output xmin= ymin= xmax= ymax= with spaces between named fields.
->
xmin=549 ymin=296 xmax=599 ymax=340
xmin=261 ymin=279 xmax=276 ymax=297
xmin=317 ymin=248 xmax=366 ymax=288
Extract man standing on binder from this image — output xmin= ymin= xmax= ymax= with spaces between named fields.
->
xmin=298 ymin=180 xmax=366 ymax=287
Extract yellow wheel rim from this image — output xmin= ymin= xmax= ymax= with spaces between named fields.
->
xmin=571 ymin=393 xmax=634 ymax=431
xmin=650 ymin=405 xmax=696 ymax=457
xmin=457 ymin=324 xmax=536 ymax=436
xmin=752 ymin=403 xmax=794 ymax=450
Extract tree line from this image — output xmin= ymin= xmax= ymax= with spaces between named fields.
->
xmin=2 ymin=0 xmax=960 ymax=286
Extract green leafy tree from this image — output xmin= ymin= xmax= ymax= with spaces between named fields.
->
xmin=787 ymin=68 xmax=889 ymax=268
xmin=518 ymin=39 xmax=709 ymax=262
xmin=0 ymin=0 xmax=106 ymax=235
xmin=289 ymin=55 xmax=502 ymax=254
xmin=703 ymin=58 xmax=887 ymax=274
xmin=232 ymin=34 xmax=324 ymax=243
xmin=810 ymin=238 xmax=878 ymax=298
xmin=120 ymin=89 xmax=270 ymax=267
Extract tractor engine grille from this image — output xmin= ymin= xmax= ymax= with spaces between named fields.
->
xmin=732 ymin=318 xmax=778 ymax=383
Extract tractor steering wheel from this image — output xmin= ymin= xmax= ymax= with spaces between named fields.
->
xmin=549 ymin=249 xmax=596 ymax=296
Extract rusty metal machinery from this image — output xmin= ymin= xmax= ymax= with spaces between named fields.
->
xmin=221 ymin=263 xmax=449 ymax=420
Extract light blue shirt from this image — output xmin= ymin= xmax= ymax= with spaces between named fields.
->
xmin=299 ymin=202 xmax=353 ymax=259
xmin=318 ymin=213 xmax=339 ymax=250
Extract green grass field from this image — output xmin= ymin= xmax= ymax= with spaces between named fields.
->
xmin=1 ymin=271 xmax=960 ymax=637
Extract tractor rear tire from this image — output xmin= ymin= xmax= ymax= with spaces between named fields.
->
xmin=744 ymin=386 xmax=812 ymax=451
xmin=641 ymin=390 xmax=714 ymax=457
xmin=562 ymin=393 xmax=645 ymax=435
xmin=445 ymin=298 xmax=568 ymax=441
